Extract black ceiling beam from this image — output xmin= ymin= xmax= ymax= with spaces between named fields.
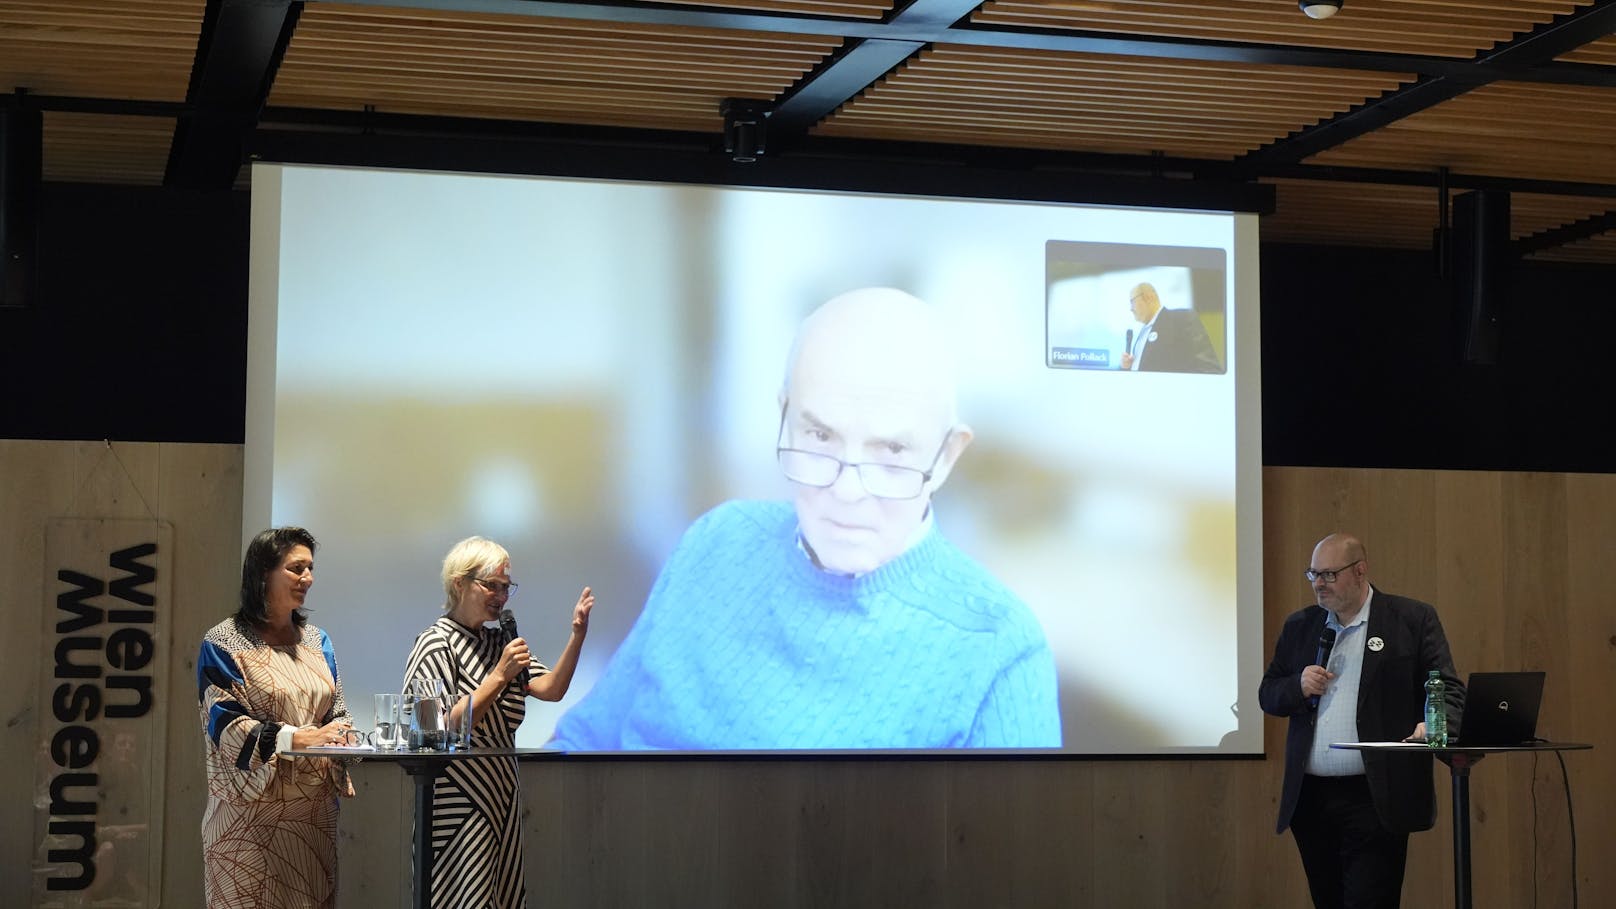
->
xmin=769 ymin=40 xmax=924 ymax=136
xmin=769 ymin=0 xmax=986 ymax=135
xmin=1233 ymin=0 xmax=1616 ymax=172
xmin=11 ymin=93 xmax=1601 ymax=204
xmin=321 ymin=0 xmax=1616 ymax=88
xmin=1 ymin=95 xmax=190 ymax=119
xmin=1514 ymin=210 xmax=1616 ymax=257
xmin=263 ymin=102 xmax=1283 ymax=179
xmin=1263 ymin=160 xmax=1616 ymax=199
xmin=248 ymin=122 xmax=1275 ymax=214
xmin=165 ymin=0 xmax=299 ymax=190
xmin=263 ymin=103 xmax=1218 ymax=177
xmin=256 ymin=104 xmax=1616 ymax=202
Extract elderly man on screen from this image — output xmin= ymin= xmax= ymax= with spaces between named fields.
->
xmin=550 ymin=287 xmax=1061 ymax=750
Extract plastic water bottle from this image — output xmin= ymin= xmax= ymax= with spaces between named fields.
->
xmin=1424 ymin=670 xmax=1448 ymax=747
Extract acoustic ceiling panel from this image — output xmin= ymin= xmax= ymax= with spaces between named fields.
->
xmin=1556 ymin=31 xmax=1616 ymax=64
xmin=1528 ymin=232 xmax=1616 ymax=263
xmin=43 ymin=112 xmax=175 ymax=185
xmin=1513 ymin=192 xmax=1616 ymax=263
xmin=3 ymin=1 xmax=1614 ymax=258
xmin=636 ymin=0 xmax=893 ymax=19
xmin=1259 ymin=178 xmax=1440 ymax=249
xmin=816 ymin=45 xmax=1412 ymax=157
xmin=1307 ymin=81 xmax=1616 ymax=185
xmin=973 ymin=0 xmax=1592 ymax=58
xmin=0 ymin=0 xmax=206 ymax=102
xmin=1513 ymin=192 xmax=1615 ymax=236
xmin=269 ymin=4 xmax=843 ymax=131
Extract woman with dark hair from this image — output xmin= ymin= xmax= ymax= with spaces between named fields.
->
xmin=196 ymin=527 xmax=355 ymax=908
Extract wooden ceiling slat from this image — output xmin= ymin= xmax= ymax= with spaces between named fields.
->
xmin=287 ymin=32 xmax=836 ymax=62
xmin=1512 ymin=193 xmax=1616 ymax=242
xmin=583 ymin=0 xmax=891 ymax=19
xmin=863 ymin=84 xmax=1385 ymax=118
xmin=975 ymin=4 xmax=1566 ymax=35
xmin=879 ymin=70 xmax=1409 ymax=101
xmin=974 ymin=0 xmax=1593 ymax=58
xmin=827 ymin=117 xmax=1286 ymax=146
xmin=974 ymin=13 xmax=1515 ymax=58
xmin=41 ymin=110 xmax=174 ymax=185
xmin=1258 ymin=179 xmax=1440 ymax=249
xmin=274 ymin=101 xmax=721 ymax=131
xmin=815 ymin=122 xmax=1256 ymax=156
xmin=1311 ymin=80 xmax=1616 ymax=187
xmin=1 ymin=0 xmax=206 ymax=101
xmin=1558 ymin=32 xmax=1616 ymax=64
xmin=273 ymin=74 xmax=797 ymax=103
xmin=276 ymin=54 xmax=823 ymax=84
xmin=8 ymin=0 xmax=1616 ymax=260
xmin=850 ymin=75 xmax=1380 ymax=109
xmin=918 ymin=47 xmax=1413 ymax=86
xmin=1530 ymin=233 xmax=1616 ymax=262
xmin=286 ymin=16 xmax=842 ymax=56
xmin=272 ymin=4 xmax=838 ymax=123
xmin=293 ymin=8 xmax=842 ymax=50
xmin=823 ymin=42 xmax=1408 ymax=160
xmin=831 ymin=98 xmax=1298 ymax=129
xmin=310 ymin=94 xmax=720 ymax=119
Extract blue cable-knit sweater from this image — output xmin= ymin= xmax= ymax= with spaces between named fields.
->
xmin=551 ymin=500 xmax=1062 ymax=750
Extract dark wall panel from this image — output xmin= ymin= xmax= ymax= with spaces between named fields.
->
xmin=1261 ymin=243 xmax=1615 ymax=473
xmin=0 ymin=183 xmax=249 ymax=443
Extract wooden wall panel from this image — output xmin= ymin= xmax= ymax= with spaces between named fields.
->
xmin=0 ymin=440 xmax=241 ymax=909
xmin=4 ymin=445 xmax=1612 ymax=907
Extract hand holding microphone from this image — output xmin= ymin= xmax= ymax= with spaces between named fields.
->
xmin=498 ymin=608 xmax=531 ymax=689
xmin=1306 ymin=626 xmax=1338 ymax=709
xmin=1121 ymin=328 xmax=1135 ymax=370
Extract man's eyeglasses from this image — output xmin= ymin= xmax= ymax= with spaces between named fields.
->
xmin=474 ymin=577 xmax=518 ymax=598
xmin=1304 ymin=560 xmax=1362 ymax=583
xmin=775 ymin=405 xmax=951 ymax=501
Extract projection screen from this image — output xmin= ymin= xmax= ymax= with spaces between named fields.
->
xmin=244 ymin=162 xmax=1264 ymax=755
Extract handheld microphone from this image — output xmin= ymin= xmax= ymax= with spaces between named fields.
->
xmin=1310 ymin=626 xmax=1337 ymax=710
xmin=498 ymin=609 xmax=530 ymax=689
xmin=1124 ymin=328 xmax=1134 ymax=365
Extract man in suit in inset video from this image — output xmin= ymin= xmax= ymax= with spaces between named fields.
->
xmin=1119 ymin=281 xmax=1222 ymax=374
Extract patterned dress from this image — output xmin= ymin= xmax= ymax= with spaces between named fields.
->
xmin=196 ymin=616 xmax=354 ymax=909
xmin=404 ymin=616 xmax=548 ymax=909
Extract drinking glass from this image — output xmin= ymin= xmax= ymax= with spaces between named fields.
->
xmin=449 ymin=692 xmax=475 ymax=750
xmin=372 ymin=693 xmax=403 ymax=750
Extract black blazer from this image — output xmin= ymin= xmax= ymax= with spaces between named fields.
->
xmin=1258 ymin=588 xmax=1465 ymax=834
xmin=1137 ymin=308 xmax=1221 ymax=373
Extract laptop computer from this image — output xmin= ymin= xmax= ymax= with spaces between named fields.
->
xmin=1453 ymin=671 xmax=1545 ymax=746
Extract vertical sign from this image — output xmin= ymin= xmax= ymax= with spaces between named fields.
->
xmin=33 ymin=519 xmax=171 ymax=907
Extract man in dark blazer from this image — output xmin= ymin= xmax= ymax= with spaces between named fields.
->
xmin=1259 ymin=532 xmax=1465 ymax=909
xmin=1119 ymin=282 xmax=1222 ymax=373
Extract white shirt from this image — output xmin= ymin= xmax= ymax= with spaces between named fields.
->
xmin=1305 ymin=586 xmax=1374 ymax=776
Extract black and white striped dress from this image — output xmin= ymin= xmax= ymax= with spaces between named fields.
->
xmin=403 ymin=616 xmax=547 ymax=909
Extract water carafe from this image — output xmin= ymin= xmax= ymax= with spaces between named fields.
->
xmin=407 ymin=677 xmax=449 ymax=751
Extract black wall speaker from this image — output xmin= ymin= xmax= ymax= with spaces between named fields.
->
xmin=1451 ymin=189 xmax=1510 ymax=365
xmin=1 ymin=106 xmax=43 ymax=310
